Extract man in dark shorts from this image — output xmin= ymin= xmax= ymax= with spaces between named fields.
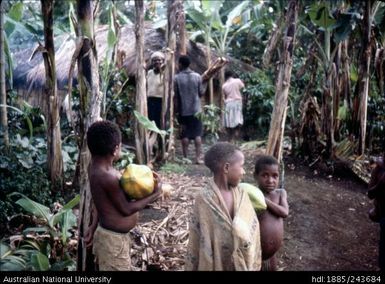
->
xmin=174 ymin=55 xmax=205 ymax=164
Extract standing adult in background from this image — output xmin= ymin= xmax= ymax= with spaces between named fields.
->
xmin=147 ymin=51 xmax=165 ymax=129
xmin=147 ymin=51 xmax=165 ymax=161
xmin=222 ymin=70 xmax=245 ymax=143
xmin=174 ymin=55 xmax=205 ymax=164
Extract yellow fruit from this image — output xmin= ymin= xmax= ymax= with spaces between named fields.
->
xmin=120 ymin=164 xmax=154 ymax=200
xmin=239 ymin=183 xmax=267 ymax=213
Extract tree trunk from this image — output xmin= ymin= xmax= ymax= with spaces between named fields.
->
xmin=162 ymin=0 xmax=177 ymax=161
xmin=219 ymin=68 xmax=225 ymax=124
xmin=41 ymin=0 xmax=63 ymax=191
xmin=76 ymin=0 xmax=101 ymax=272
xmin=0 ymin=1 xmax=9 ymax=149
xmin=266 ymin=0 xmax=298 ymax=161
xmin=262 ymin=14 xmax=284 ymax=67
xmin=333 ymin=45 xmax=341 ymax=142
xmin=206 ymin=27 xmax=214 ymax=105
xmin=134 ymin=0 xmax=149 ymax=165
xmin=357 ymin=0 xmax=372 ymax=155
xmin=175 ymin=0 xmax=186 ymax=56
xmin=341 ymin=39 xmax=352 ymax=111
xmin=322 ymin=65 xmax=335 ymax=159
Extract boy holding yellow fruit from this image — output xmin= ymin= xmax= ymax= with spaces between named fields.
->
xmin=86 ymin=120 xmax=162 ymax=270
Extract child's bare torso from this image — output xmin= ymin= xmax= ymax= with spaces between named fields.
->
xmin=90 ymin=165 xmax=138 ymax=233
xmin=258 ymin=189 xmax=284 ymax=260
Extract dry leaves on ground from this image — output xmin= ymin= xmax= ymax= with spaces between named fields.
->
xmin=130 ymin=172 xmax=209 ymax=271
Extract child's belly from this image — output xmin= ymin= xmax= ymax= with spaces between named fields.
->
xmin=259 ymin=214 xmax=284 ymax=260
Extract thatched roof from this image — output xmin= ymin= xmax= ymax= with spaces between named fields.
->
xmin=12 ymin=24 xmax=255 ymax=113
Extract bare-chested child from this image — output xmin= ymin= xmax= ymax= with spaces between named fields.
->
xmin=85 ymin=120 xmax=162 ymax=270
xmin=185 ymin=142 xmax=261 ymax=270
xmin=254 ymin=155 xmax=289 ymax=271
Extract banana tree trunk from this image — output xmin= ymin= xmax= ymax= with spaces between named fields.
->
xmin=76 ymin=0 xmax=102 ymax=271
xmin=176 ymin=0 xmax=186 ymax=56
xmin=206 ymin=29 xmax=214 ymax=105
xmin=322 ymin=66 xmax=335 ymax=159
xmin=134 ymin=0 xmax=149 ymax=165
xmin=266 ymin=0 xmax=298 ymax=161
xmin=0 ymin=1 xmax=9 ymax=149
xmin=357 ymin=0 xmax=372 ymax=155
xmin=341 ymin=39 xmax=352 ymax=111
xmin=162 ymin=0 xmax=177 ymax=161
xmin=262 ymin=14 xmax=284 ymax=67
xmin=41 ymin=0 xmax=63 ymax=191
xmin=219 ymin=68 xmax=225 ymax=124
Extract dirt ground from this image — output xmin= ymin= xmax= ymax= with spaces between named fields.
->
xmin=139 ymin=142 xmax=380 ymax=271
xmin=268 ymin=156 xmax=379 ymax=271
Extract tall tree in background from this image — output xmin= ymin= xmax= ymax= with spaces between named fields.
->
xmin=162 ymin=0 xmax=177 ymax=160
xmin=134 ymin=0 xmax=149 ymax=164
xmin=266 ymin=0 xmax=298 ymax=161
xmin=356 ymin=0 xmax=374 ymax=155
xmin=75 ymin=0 xmax=102 ymax=271
xmin=0 ymin=0 xmax=9 ymax=149
xmin=40 ymin=0 xmax=63 ymax=191
xmin=175 ymin=0 xmax=186 ymax=56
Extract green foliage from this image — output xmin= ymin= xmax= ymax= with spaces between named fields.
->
xmin=307 ymin=3 xmax=336 ymax=31
xmin=0 ymin=131 xmax=77 ymax=237
xmin=229 ymin=1 xmax=277 ymax=66
xmin=186 ymin=0 xmax=251 ymax=57
xmin=368 ymin=94 xmax=385 ymax=154
xmin=0 ymin=103 xmax=44 ymax=140
xmin=9 ymin=193 xmax=79 ymax=244
xmin=0 ymin=241 xmax=27 ymax=271
xmin=0 ymin=133 xmax=52 ymax=234
xmin=0 ymin=194 xmax=79 ymax=271
xmin=104 ymin=66 xmax=135 ymax=141
xmin=196 ymin=104 xmax=223 ymax=144
xmin=134 ymin=110 xmax=168 ymax=138
xmin=240 ymin=69 xmax=275 ymax=139
xmin=114 ymin=145 xmax=136 ymax=171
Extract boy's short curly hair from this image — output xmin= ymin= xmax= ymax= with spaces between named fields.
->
xmin=254 ymin=155 xmax=279 ymax=175
xmin=204 ymin=142 xmax=241 ymax=173
xmin=87 ymin=121 xmax=121 ymax=156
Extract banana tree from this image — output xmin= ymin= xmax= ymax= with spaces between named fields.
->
xmin=1 ymin=1 xmax=28 ymax=149
xmin=162 ymin=0 xmax=177 ymax=161
xmin=185 ymin=0 xmax=223 ymax=105
xmin=41 ymin=0 xmax=64 ymax=192
xmin=266 ymin=0 xmax=298 ymax=161
xmin=210 ymin=0 xmax=251 ymax=121
xmin=75 ymin=0 xmax=102 ymax=272
xmin=101 ymin=1 xmax=119 ymax=118
xmin=186 ymin=0 xmax=251 ymax=117
xmin=307 ymin=2 xmax=338 ymax=159
xmin=356 ymin=0 xmax=380 ymax=155
xmin=1 ymin=193 xmax=79 ymax=271
xmin=134 ymin=0 xmax=149 ymax=165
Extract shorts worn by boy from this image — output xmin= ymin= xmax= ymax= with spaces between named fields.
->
xmin=92 ymin=225 xmax=132 ymax=271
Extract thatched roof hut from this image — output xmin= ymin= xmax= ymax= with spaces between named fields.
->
xmin=12 ymin=24 xmax=255 ymax=114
